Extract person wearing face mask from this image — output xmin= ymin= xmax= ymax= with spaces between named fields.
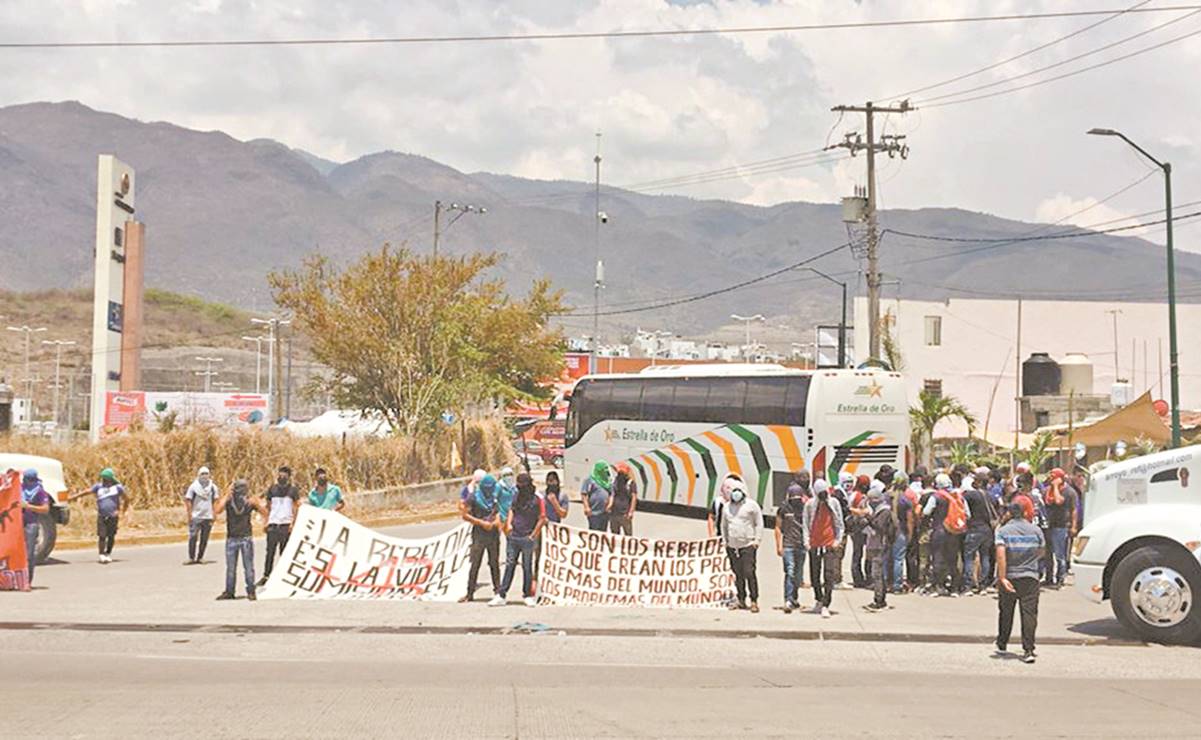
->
xmin=864 ymin=481 xmax=897 ymax=613
xmin=490 ymin=472 xmax=546 ymax=607
xmin=581 ymin=461 xmax=613 ymax=532
xmin=608 ymin=462 xmax=638 ymax=535
xmin=542 ymin=471 xmax=568 ymax=524
xmin=774 ymin=476 xmax=809 ymax=613
xmin=803 ymin=478 xmax=844 ymax=619
xmin=460 ymin=474 xmax=501 ymax=603
xmin=183 ymin=466 xmax=219 ymax=565
xmin=707 ymin=473 xmax=743 ymax=541
xmin=307 ymin=468 xmax=345 ymax=512
xmin=259 ymin=465 xmax=300 ymax=586
xmin=721 ymin=479 xmax=764 ymax=612
xmin=497 ymin=467 xmax=518 ymax=523
xmin=832 ymin=472 xmax=855 ymax=589
xmin=19 ymin=469 xmax=51 ymax=587
xmin=215 ymin=479 xmax=267 ymax=601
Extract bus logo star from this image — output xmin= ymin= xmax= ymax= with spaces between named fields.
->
xmin=855 ymin=379 xmax=884 ymax=398
xmin=603 ymin=427 xmax=618 ymax=442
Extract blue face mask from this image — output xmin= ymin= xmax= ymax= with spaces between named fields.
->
xmin=731 ymin=489 xmax=745 ymax=503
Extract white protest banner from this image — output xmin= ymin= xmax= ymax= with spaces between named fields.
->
xmin=537 ymin=523 xmax=735 ymax=608
xmin=259 ymin=506 xmax=470 ymax=601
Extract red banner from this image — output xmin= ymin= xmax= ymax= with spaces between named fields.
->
xmin=0 ymin=469 xmax=29 ymax=591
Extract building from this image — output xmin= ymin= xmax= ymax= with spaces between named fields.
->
xmin=853 ymin=297 xmax=1201 ymax=440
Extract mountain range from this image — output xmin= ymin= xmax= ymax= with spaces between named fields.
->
xmin=3 ymin=100 xmax=1197 ymax=342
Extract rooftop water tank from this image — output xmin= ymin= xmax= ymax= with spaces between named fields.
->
xmin=1059 ymin=353 xmax=1094 ymax=396
xmin=1111 ymin=380 xmax=1134 ymax=408
xmin=1022 ymin=352 xmax=1061 ymax=397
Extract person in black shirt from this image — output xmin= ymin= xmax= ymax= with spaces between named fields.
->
xmin=259 ymin=465 xmax=300 ymax=586
xmin=1043 ymin=468 xmax=1078 ymax=587
xmin=608 ymin=463 xmax=638 ymax=536
xmin=775 ymin=477 xmax=809 ymax=613
xmin=962 ymin=480 xmax=996 ymax=593
xmin=215 ymin=479 xmax=267 ymax=601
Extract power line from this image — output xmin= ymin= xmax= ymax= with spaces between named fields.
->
xmin=627 ymin=154 xmax=850 ymax=193
xmin=7 ymin=7 xmax=1201 ymax=49
xmin=622 ymin=148 xmax=829 ymax=189
xmin=921 ymin=22 xmax=1201 ymax=108
xmin=916 ymin=6 xmax=1201 ymax=105
xmin=885 ymin=208 xmax=1201 ymax=244
xmin=885 ymin=0 xmax=1152 ymax=100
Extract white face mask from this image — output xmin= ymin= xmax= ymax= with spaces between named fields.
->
xmin=731 ymin=489 xmax=745 ymax=503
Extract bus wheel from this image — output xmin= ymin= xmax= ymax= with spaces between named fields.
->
xmin=35 ymin=512 xmax=57 ymax=564
xmin=1111 ymin=544 xmax=1201 ymax=645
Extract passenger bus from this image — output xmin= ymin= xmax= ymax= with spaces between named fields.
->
xmin=564 ymin=365 xmax=909 ymax=512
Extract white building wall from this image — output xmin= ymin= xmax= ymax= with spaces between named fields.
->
xmin=853 ymin=296 xmax=1201 ymax=438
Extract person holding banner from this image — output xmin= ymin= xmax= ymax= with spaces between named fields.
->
xmin=259 ymin=465 xmax=300 ymax=585
xmin=721 ymin=478 xmax=763 ymax=613
xmin=20 ymin=469 xmax=51 ymax=586
xmin=68 ymin=468 xmax=129 ymax=564
xmin=459 ymin=474 xmax=501 ymax=603
xmin=581 ymin=461 xmax=613 ymax=532
xmin=608 ymin=463 xmax=638 ymax=536
xmin=804 ymin=478 xmax=845 ymax=619
xmin=307 ymin=468 xmax=345 ymax=511
xmin=490 ymin=472 xmax=546 ymax=607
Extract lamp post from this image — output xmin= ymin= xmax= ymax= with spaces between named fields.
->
xmin=194 ymin=356 xmax=223 ymax=393
xmin=433 ymin=201 xmax=487 ymax=257
xmin=1088 ymin=127 xmax=1180 ymax=447
xmin=7 ymin=324 xmax=47 ymax=405
xmin=40 ymin=339 xmax=76 ymax=426
xmin=731 ymin=314 xmax=765 ymax=361
xmin=251 ymin=316 xmax=291 ymax=421
xmin=242 ymin=335 xmax=268 ymax=393
xmin=804 ymin=267 xmax=848 ymax=368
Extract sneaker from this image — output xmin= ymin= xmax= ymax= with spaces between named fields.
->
xmin=863 ymin=602 xmax=886 ymax=613
xmin=101 ymin=554 xmax=112 ymax=564
xmin=523 ymin=597 xmax=537 ymax=607
xmin=811 ymin=604 xmax=824 ymax=615
xmin=750 ymin=602 xmax=760 ymax=614
xmin=488 ymin=595 xmax=506 ymax=607
xmin=215 ymin=592 xmax=235 ymax=601
xmin=820 ymin=606 xmax=831 ymax=619
xmin=995 ymin=639 xmax=1007 ymax=653
xmin=256 ymin=577 xmax=269 ymax=587
xmin=247 ymin=591 xmax=257 ymax=602
xmin=458 ymin=594 xmax=475 ymax=603
xmin=1021 ymin=652 xmax=1036 ymax=664
xmin=783 ymin=604 xmax=793 ymax=615
xmin=183 ymin=560 xmax=197 ymax=566
xmin=99 ymin=555 xmax=107 ymax=564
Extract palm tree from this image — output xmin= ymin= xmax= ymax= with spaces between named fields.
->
xmin=909 ymin=389 xmax=977 ymax=468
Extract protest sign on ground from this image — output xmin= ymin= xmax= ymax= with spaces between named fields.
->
xmin=0 ymin=470 xmax=29 ymax=592
xmin=259 ymin=506 xmax=469 ymax=600
xmin=538 ymin=523 xmax=735 ymax=608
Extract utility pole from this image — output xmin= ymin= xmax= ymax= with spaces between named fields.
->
xmin=1106 ymin=309 xmax=1123 ymax=380
xmin=242 ymin=335 xmax=267 ymax=393
xmin=433 ymin=200 xmax=485 ymax=257
xmin=194 ymin=356 xmax=223 ymax=393
xmin=1013 ymin=297 xmax=1022 ymax=466
xmin=41 ymin=339 xmax=76 ymax=426
xmin=433 ymin=200 xmax=442 ymax=256
xmin=252 ymin=316 xmax=292 ymax=422
xmin=828 ymin=100 xmax=913 ymax=360
xmin=7 ymin=325 xmax=47 ymax=406
xmin=731 ymin=314 xmax=765 ymax=361
xmin=593 ymin=132 xmax=604 ymax=352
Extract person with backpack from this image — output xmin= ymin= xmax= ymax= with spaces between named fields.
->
xmin=721 ymin=477 xmax=764 ymax=612
xmin=962 ymin=475 xmax=997 ymax=593
xmin=923 ymin=472 xmax=967 ymax=596
xmin=995 ymin=502 xmax=1045 ymax=664
xmin=490 ymin=472 xmax=546 ymax=607
xmin=774 ymin=479 xmax=808 ymax=613
xmin=608 ymin=462 xmax=638 ymax=536
xmin=183 ymin=466 xmax=219 ymax=565
xmin=804 ymin=478 xmax=844 ymax=618
xmin=864 ymin=481 xmax=896 ymax=612
xmin=847 ymin=475 xmax=872 ymax=588
xmin=581 ymin=461 xmax=612 ymax=531
xmin=1043 ymin=468 xmax=1077 ymax=588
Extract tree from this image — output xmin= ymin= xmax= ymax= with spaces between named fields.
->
xmin=270 ymin=246 xmax=565 ymax=436
xmin=909 ymin=389 xmax=977 ymax=468
xmin=1022 ymin=430 xmax=1054 ymax=474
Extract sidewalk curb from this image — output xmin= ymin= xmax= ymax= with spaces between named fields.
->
xmin=0 ymin=620 xmax=1147 ymax=647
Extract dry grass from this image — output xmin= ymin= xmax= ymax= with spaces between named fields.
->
xmin=7 ymin=419 xmax=514 ymax=509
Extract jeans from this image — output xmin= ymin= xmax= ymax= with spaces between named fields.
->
xmin=97 ymin=515 xmax=118 ymax=556
xmin=781 ymin=546 xmax=806 ymax=606
xmin=466 ymin=527 xmax=500 ymax=598
xmin=809 ymin=547 xmax=840 ymax=607
xmin=224 ymin=537 xmax=255 ymax=596
xmin=869 ymin=548 xmax=888 ymax=606
xmin=1048 ymin=528 xmax=1070 ymax=585
xmin=499 ymin=535 xmax=536 ymax=598
xmin=932 ymin=529 xmax=963 ymax=593
xmin=963 ymin=528 xmax=993 ymax=591
xmin=24 ymin=523 xmax=39 ymax=586
xmin=263 ymin=523 xmax=291 ymax=578
xmin=998 ymin=576 xmax=1041 ymax=653
xmin=890 ymin=532 xmax=909 ymax=590
xmin=727 ymin=545 xmax=759 ymax=604
xmin=587 ymin=513 xmax=610 ymax=531
xmin=187 ymin=519 xmax=213 ymax=562
xmin=609 ymin=513 xmax=633 ymax=536
xmin=850 ymin=530 xmax=868 ymax=586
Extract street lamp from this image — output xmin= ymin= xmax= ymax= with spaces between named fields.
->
xmin=731 ymin=314 xmax=766 ymax=361
xmin=433 ymin=200 xmax=487 ymax=257
xmin=7 ymin=325 xmax=47 ymax=405
xmin=251 ymin=316 xmax=291 ymax=421
xmin=804 ymin=268 xmax=849 ymax=368
xmin=242 ymin=335 xmax=268 ymax=393
xmin=194 ymin=356 xmax=223 ymax=393
xmin=1088 ymin=127 xmax=1180 ymax=447
xmin=40 ymin=339 xmax=76 ymax=426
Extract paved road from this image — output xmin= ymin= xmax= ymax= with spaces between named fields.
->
xmin=4 ymin=630 xmax=1201 ymax=738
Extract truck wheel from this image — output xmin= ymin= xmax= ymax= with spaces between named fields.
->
xmin=35 ymin=512 xmax=57 ymax=564
xmin=1111 ymin=544 xmax=1201 ymax=645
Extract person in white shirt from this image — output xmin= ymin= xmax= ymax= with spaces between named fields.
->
xmin=184 ymin=466 xmax=219 ymax=564
xmin=259 ymin=465 xmax=300 ymax=586
xmin=721 ymin=478 xmax=764 ymax=613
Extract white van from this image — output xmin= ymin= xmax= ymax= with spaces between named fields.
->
xmin=1073 ymin=445 xmax=1201 ymax=644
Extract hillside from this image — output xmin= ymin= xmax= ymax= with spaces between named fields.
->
xmin=2 ymin=100 xmax=1199 ymax=342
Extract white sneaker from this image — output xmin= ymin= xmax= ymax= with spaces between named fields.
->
xmin=821 ymin=606 xmax=831 ymax=619
xmin=523 ymin=597 xmax=537 ymax=607
xmin=98 ymin=555 xmax=106 ymax=564
xmin=488 ymin=595 xmax=506 ymax=607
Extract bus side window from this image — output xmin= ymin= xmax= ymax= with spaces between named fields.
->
xmin=609 ymin=380 xmax=644 ymax=420
xmin=783 ymin=376 xmax=811 ymax=427
xmin=744 ymin=378 xmax=790 ymax=425
xmin=707 ymin=378 xmax=748 ymax=425
xmin=673 ymin=379 xmax=712 ymax=423
xmin=641 ymin=379 xmax=676 ymax=422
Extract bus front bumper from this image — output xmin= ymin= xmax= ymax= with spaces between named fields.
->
xmin=1073 ymin=560 xmax=1106 ymax=604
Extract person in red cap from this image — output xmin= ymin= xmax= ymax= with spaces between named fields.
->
xmin=608 ymin=462 xmax=638 ymax=536
xmin=1042 ymin=467 xmax=1077 ymax=587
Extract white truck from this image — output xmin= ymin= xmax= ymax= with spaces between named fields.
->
xmin=1073 ymin=445 xmax=1201 ymax=645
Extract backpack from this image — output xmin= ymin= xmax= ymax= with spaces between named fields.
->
xmin=940 ymin=491 xmax=968 ymax=535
